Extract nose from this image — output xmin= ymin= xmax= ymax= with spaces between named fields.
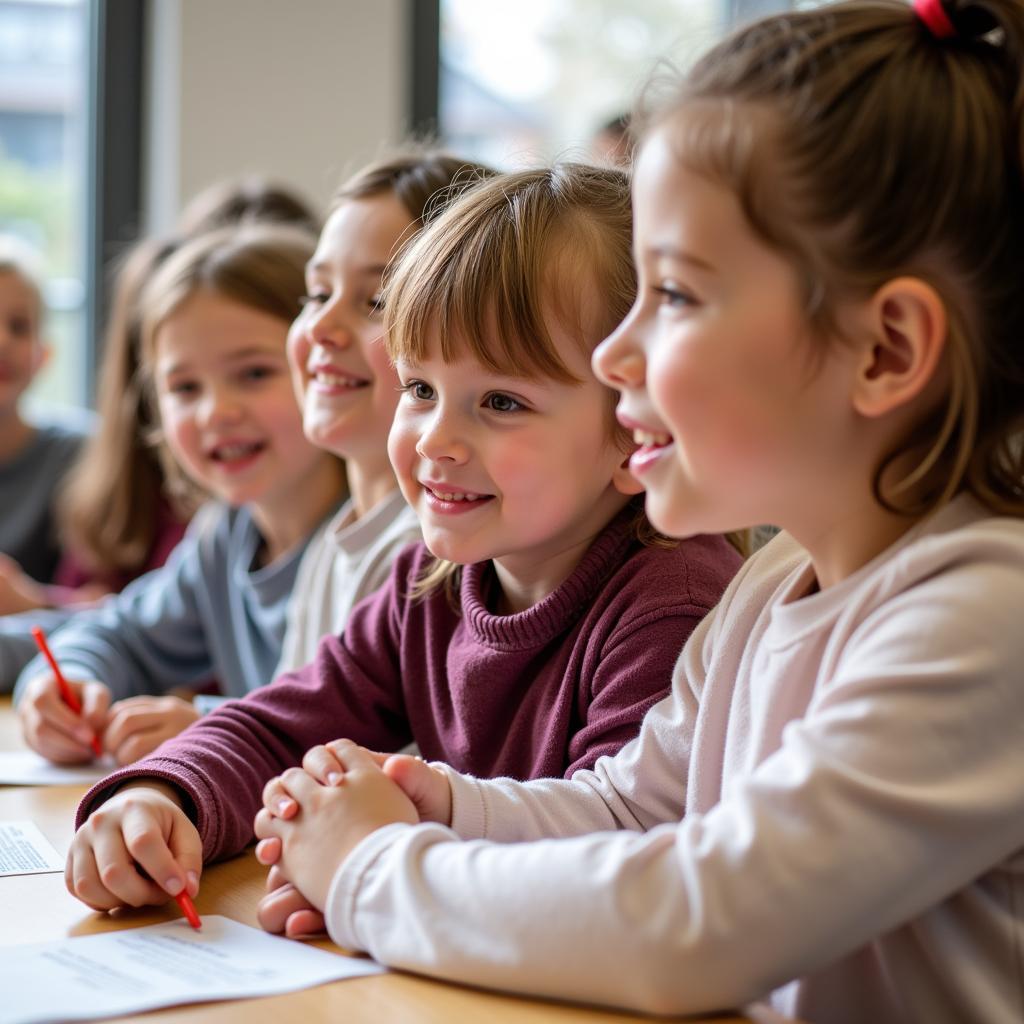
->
xmin=198 ymin=382 xmax=244 ymax=427
xmin=306 ymin=296 xmax=355 ymax=352
xmin=592 ymin=310 xmax=645 ymax=390
xmin=414 ymin=406 xmax=470 ymax=465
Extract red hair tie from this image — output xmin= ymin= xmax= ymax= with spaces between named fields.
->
xmin=914 ymin=0 xmax=956 ymax=38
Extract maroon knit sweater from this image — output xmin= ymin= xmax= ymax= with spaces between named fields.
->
xmin=78 ymin=502 xmax=741 ymax=862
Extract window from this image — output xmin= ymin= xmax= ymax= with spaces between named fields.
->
xmin=0 ymin=0 xmax=87 ymax=413
xmin=438 ymin=0 xmax=780 ymax=168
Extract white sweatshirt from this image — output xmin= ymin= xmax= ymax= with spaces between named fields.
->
xmin=275 ymin=489 xmax=420 ymax=673
xmin=325 ymin=496 xmax=1024 ymax=1024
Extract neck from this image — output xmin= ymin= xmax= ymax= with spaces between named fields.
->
xmin=491 ymin=490 xmax=632 ymax=614
xmin=0 ymin=407 xmax=34 ymax=463
xmin=346 ymin=451 xmax=399 ymax=520
xmin=249 ymin=456 xmax=346 ymax=565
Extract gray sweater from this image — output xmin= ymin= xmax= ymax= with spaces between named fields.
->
xmin=15 ymin=503 xmax=324 ymax=702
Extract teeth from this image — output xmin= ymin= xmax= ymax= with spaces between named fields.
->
xmin=633 ymin=428 xmax=671 ymax=447
xmin=430 ymin=488 xmax=482 ymax=502
xmin=313 ymin=369 xmax=364 ymax=388
xmin=214 ymin=442 xmax=260 ymax=460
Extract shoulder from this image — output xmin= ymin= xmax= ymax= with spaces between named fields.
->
xmin=604 ymin=532 xmax=746 ymax=617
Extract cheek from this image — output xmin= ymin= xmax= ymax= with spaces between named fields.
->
xmin=386 ymin=413 xmax=417 ymax=473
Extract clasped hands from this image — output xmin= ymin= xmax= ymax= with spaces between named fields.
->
xmin=253 ymin=739 xmax=452 ymax=938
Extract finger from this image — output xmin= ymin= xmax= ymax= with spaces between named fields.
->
xmin=265 ymin=864 xmax=290 ymax=893
xmin=253 ymin=807 xmax=287 ymax=842
xmin=285 ymin=908 xmax=327 ymax=939
xmin=120 ymin=802 xmax=190 ymax=902
xmin=278 ymin=766 xmax=320 ymax=803
xmin=111 ymin=729 xmax=164 ymax=767
xmin=255 ymin=837 xmax=282 ymax=865
xmin=80 ymin=682 xmax=112 ymax=734
xmin=384 ymin=755 xmax=450 ymax=824
xmin=256 ymin=881 xmax=309 ymax=935
xmin=324 ymin=738 xmax=381 ymax=774
xmin=92 ymin=821 xmax=166 ymax=907
xmin=300 ymin=745 xmax=347 ymax=786
xmin=66 ymin=840 xmax=118 ymax=912
xmin=103 ymin=705 xmax=161 ymax=754
xmin=261 ymin=776 xmax=298 ymax=819
xmin=32 ymin=684 xmax=98 ymax=748
xmin=30 ymin=719 xmax=97 ymax=764
xmin=166 ymin=810 xmax=203 ymax=898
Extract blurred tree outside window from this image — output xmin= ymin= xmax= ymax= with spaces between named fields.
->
xmin=0 ymin=0 xmax=87 ymax=416
xmin=439 ymin=0 xmax=785 ymax=168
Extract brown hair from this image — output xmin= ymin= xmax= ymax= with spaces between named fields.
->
xmin=384 ymin=164 xmax=684 ymax=599
xmin=136 ymin=221 xmax=318 ymax=504
xmin=331 ymin=147 xmax=494 ymax=228
xmin=637 ymin=0 xmax=1024 ymax=518
xmin=178 ymin=177 xmax=321 ymax=238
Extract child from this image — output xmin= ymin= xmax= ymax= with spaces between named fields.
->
xmin=242 ymin=2 xmax=1024 ymax=1021
xmin=276 ymin=150 xmax=493 ymax=673
xmin=0 ymin=179 xmax=323 ymax=691
xmin=0 ymin=238 xmax=86 ymax=589
xmin=16 ymin=222 xmax=347 ymax=765
xmin=62 ymin=165 xmax=742 ymax=923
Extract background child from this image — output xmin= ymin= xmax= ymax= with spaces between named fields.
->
xmin=276 ymin=149 xmax=493 ymax=673
xmin=62 ymin=163 xmax=742 ymax=922
xmin=238 ymin=2 xmax=1024 ymax=1021
xmin=0 ymin=180 xmax=322 ymax=692
xmin=16 ymin=222 xmax=347 ymax=765
xmin=0 ymin=237 xmax=85 ymax=589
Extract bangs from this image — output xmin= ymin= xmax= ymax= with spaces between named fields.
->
xmin=385 ymin=175 xmax=618 ymax=384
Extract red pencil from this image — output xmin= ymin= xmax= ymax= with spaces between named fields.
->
xmin=30 ymin=626 xmax=104 ymax=759
xmin=175 ymin=891 xmax=202 ymax=930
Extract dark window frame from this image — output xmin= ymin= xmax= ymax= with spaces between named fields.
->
xmin=84 ymin=0 xmax=144 ymax=406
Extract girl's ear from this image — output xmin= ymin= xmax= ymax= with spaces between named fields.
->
xmin=612 ymin=451 xmax=645 ymax=497
xmin=852 ymin=277 xmax=947 ymax=419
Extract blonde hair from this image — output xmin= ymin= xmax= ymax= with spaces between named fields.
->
xmin=384 ymin=164 xmax=683 ymax=600
xmin=136 ymin=222 xmax=318 ymax=504
xmin=638 ymin=0 xmax=1024 ymax=518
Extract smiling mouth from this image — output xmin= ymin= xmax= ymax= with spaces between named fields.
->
xmin=209 ymin=441 xmax=265 ymax=462
xmin=311 ymin=368 xmax=369 ymax=389
xmin=632 ymin=427 xmax=672 ymax=449
xmin=424 ymin=485 xmax=493 ymax=503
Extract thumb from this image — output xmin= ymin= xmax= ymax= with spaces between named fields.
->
xmin=167 ymin=815 xmax=204 ymax=899
xmin=383 ymin=754 xmax=448 ymax=822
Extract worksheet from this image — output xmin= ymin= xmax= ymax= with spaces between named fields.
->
xmin=0 ymin=750 xmax=115 ymax=786
xmin=1 ymin=915 xmax=385 ymax=1023
xmin=0 ymin=820 xmax=63 ymax=876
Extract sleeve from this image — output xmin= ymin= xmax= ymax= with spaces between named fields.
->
xmin=75 ymin=565 xmax=415 ymax=862
xmin=0 ymin=606 xmax=76 ymax=693
xmin=13 ymin=510 xmax=221 ymax=703
xmin=323 ymin=557 xmax=1024 ymax=1016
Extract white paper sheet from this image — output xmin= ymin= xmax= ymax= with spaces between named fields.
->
xmin=0 ymin=915 xmax=385 ymax=1024
xmin=0 ymin=751 xmax=115 ymax=786
xmin=0 ymin=820 xmax=63 ymax=875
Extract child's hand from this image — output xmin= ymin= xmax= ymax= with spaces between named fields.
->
xmin=18 ymin=672 xmax=110 ymax=763
xmin=66 ymin=781 xmax=202 ymax=912
xmin=261 ymin=741 xmax=453 ymax=826
xmin=252 ymin=740 xmax=418 ymax=910
xmin=103 ymin=695 xmax=200 ymax=765
xmin=255 ymin=864 xmax=326 ymax=938
xmin=0 ymin=552 xmax=47 ymax=615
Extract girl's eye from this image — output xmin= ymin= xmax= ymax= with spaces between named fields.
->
xmin=652 ymin=282 xmax=695 ymax=309
xmin=484 ymin=392 xmax=524 ymax=413
xmin=240 ymin=365 xmax=277 ymax=383
xmin=398 ymin=380 xmax=434 ymax=402
xmin=298 ymin=291 xmax=329 ymax=309
xmin=367 ymin=293 xmax=385 ymax=315
xmin=7 ymin=315 xmax=32 ymax=338
xmin=166 ymin=380 xmax=198 ymax=397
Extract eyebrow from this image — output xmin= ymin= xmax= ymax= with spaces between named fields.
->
xmin=160 ymin=346 xmax=285 ymax=375
xmin=307 ymin=260 xmax=389 ymax=277
xmin=646 ymin=245 xmax=717 ymax=274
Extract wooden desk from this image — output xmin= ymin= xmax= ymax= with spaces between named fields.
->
xmin=0 ymin=699 xmax=752 ymax=1023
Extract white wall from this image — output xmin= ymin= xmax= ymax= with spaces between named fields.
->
xmin=144 ymin=0 xmax=408 ymax=232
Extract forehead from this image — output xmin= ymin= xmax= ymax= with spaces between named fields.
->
xmin=312 ymin=194 xmax=416 ymax=271
xmin=154 ymin=291 xmax=287 ymax=366
xmin=0 ymin=269 xmax=41 ymax=316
